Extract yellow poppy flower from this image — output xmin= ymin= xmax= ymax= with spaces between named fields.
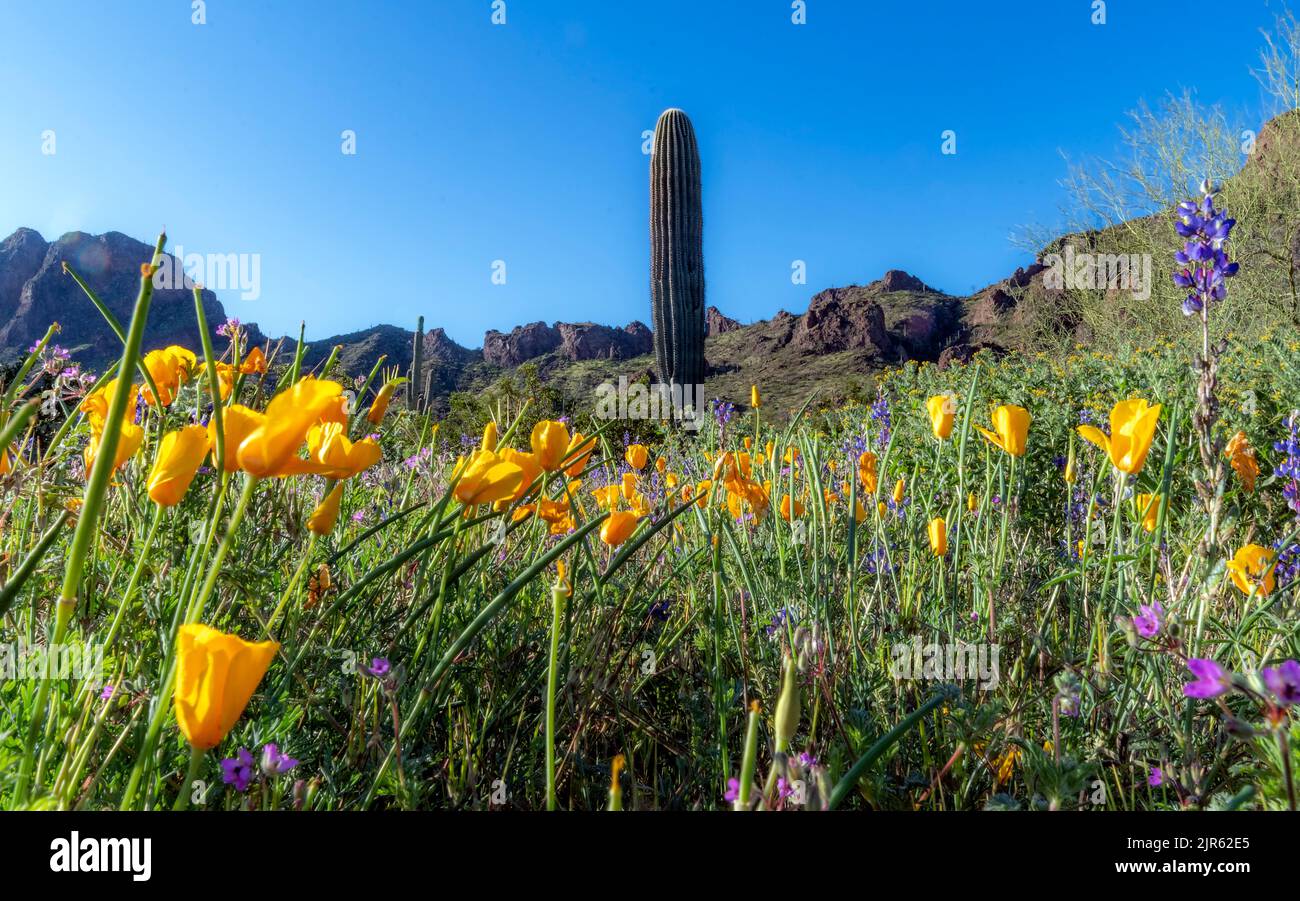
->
xmin=214 ymin=362 xmax=236 ymax=401
xmin=500 ymin=448 xmax=542 ymax=502
xmin=236 ymin=377 xmax=343 ymax=478
xmin=173 ymin=624 xmax=279 ymax=750
xmin=306 ymin=422 xmax=382 ymax=479
xmin=858 ymin=451 xmax=878 ymax=494
xmin=780 ymin=495 xmax=805 ymax=521
xmin=1135 ymin=493 xmax=1162 ymax=533
xmin=238 ymin=345 xmax=267 ymax=375
xmin=564 ymin=431 xmax=597 ymax=477
xmin=147 ymin=425 xmax=210 ymax=507
xmin=621 ymin=471 xmax=639 ymax=502
xmin=591 ymin=484 xmax=621 ymax=511
xmin=600 ymin=510 xmax=639 ymax=546
xmin=625 ymin=443 xmax=649 ymax=471
xmin=1077 ymin=399 xmax=1161 ymax=475
xmin=928 ymin=517 xmax=947 ymax=556
xmin=926 ymin=394 xmax=956 ymax=440
xmin=366 ymin=379 xmax=400 ymax=425
xmin=1226 ymin=544 xmax=1276 ymax=597
xmin=977 ymin=405 xmax=1031 ymax=457
xmin=307 ymin=482 xmax=344 ymax=535
xmin=142 ymin=346 xmax=197 ymax=407
xmin=453 ymin=450 xmax=525 ymax=506
xmin=209 ymin=404 xmax=265 ymax=473
xmin=537 ymin=497 xmax=571 ymax=525
xmin=531 ymin=420 xmax=572 ymax=472
xmin=79 ymin=378 xmax=136 ymax=433
xmin=84 ymin=419 xmax=143 ymax=478
xmin=693 ymin=479 xmax=712 ymax=508
xmin=1224 ymin=431 xmax=1258 ymax=493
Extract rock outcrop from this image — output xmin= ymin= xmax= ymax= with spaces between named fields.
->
xmin=706 ymin=305 xmax=741 ymax=336
xmin=0 ymin=228 xmax=48 ymax=326
xmin=483 ymin=320 xmax=652 ymax=367
xmin=0 ymin=230 xmax=265 ymax=369
xmin=876 ymin=269 xmax=936 ymax=293
xmin=791 ymin=287 xmax=893 ymax=357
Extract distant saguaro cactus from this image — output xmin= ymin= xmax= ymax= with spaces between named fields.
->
xmin=410 ymin=315 xmax=425 ymax=412
xmin=650 ymin=108 xmax=706 ymax=390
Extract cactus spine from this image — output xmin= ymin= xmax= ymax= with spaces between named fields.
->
xmin=650 ymin=108 xmax=706 ymax=390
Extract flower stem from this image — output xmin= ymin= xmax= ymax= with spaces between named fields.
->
xmin=13 ymin=243 xmax=159 ymax=806
xmin=172 ymin=746 xmax=206 ymax=811
xmin=545 ymin=583 xmax=565 ymax=811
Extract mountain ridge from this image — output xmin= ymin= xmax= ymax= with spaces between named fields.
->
xmin=0 ymin=225 xmax=1047 ymax=414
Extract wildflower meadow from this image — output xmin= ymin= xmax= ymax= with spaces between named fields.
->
xmin=1 ymin=176 xmax=1297 ymax=821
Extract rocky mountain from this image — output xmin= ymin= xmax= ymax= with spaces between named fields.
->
xmin=0 ymin=228 xmax=1047 ymax=416
xmin=0 ymin=229 xmax=253 ymax=363
xmin=482 ymin=319 xmax=653 ymax=368
xmin=11 ymin=108 xmax=1300 ymax=418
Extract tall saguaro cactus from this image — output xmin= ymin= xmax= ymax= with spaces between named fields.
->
xmin=410 ymin=315 xmax=425 ymax=412
xmin=650 ymin=108 xmax=706 ymax=389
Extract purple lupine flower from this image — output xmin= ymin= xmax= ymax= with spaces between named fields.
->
xmin=221 ymin=747 xmax=256 ymax=792
xmin=1131 ymin=601 xmax=1163 ymax=639
xmin=712 ymin=398 xmax=734 ymax=430
xmin=1262 ymin=660 xmax=1300 ymax=706
xmin=216 ymin=317 xmax=242 ymax=338
xmin=724 ymin=778 xmax=741 ymax=803
xmin=766 ymin=608 xmax=793 ymax=638
xmin=1148 ymin=767 xmax=1163 ymax=787
xmin=1274 ymin=540 xmax=1300 ymax=591
xmin=870 ymin=388 xmax=892 ymax=448
xmin=260 ymin=743 xmax=300 ymax=777
xmin=1183 ymin=658 xmax=1232 ymax=698
xmin=798 ymin=752 xmax=818 ymax=769
xmin=1274 ymin=411 xmax=1300 ymax=519
xmin=861 ymin=541 xmax=893 ymax=575
xmin=1172 ymin=181 xmax=1239 ymax=317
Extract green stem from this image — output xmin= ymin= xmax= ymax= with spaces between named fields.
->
xmin=120 ymin=475 xmax=259 ymax=809
xmin=172 ymin=746 xmax=206 ymax=811
xmin=545 ymin=584 xmax=565 ymax=811
xmin=14 ymin=239 xmax=160 ymax=806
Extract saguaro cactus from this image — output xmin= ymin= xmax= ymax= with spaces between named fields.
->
xmin=650 ymin=108 xmax=706 ymax=390
xmin=410 ymin=315 xmax=425 ymax=412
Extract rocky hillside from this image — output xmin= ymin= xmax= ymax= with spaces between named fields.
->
xmin=0 ymin=226 xmax=1050 ymax=417
xmin=12 ymin=108 xmax=1300 ymax=418
xmin=0 ymin=229 xmax=248 ymax=363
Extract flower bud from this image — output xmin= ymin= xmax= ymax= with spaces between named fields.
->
xmin=773 ymin=654 xmax=801 ymax=752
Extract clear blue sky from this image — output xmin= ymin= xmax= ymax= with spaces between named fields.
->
xmin=0 ymin=0 xmax=1287 ymax=347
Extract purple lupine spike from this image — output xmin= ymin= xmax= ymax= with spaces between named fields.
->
xmin=1172 ymin=183 xmax=1239 ymax=316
